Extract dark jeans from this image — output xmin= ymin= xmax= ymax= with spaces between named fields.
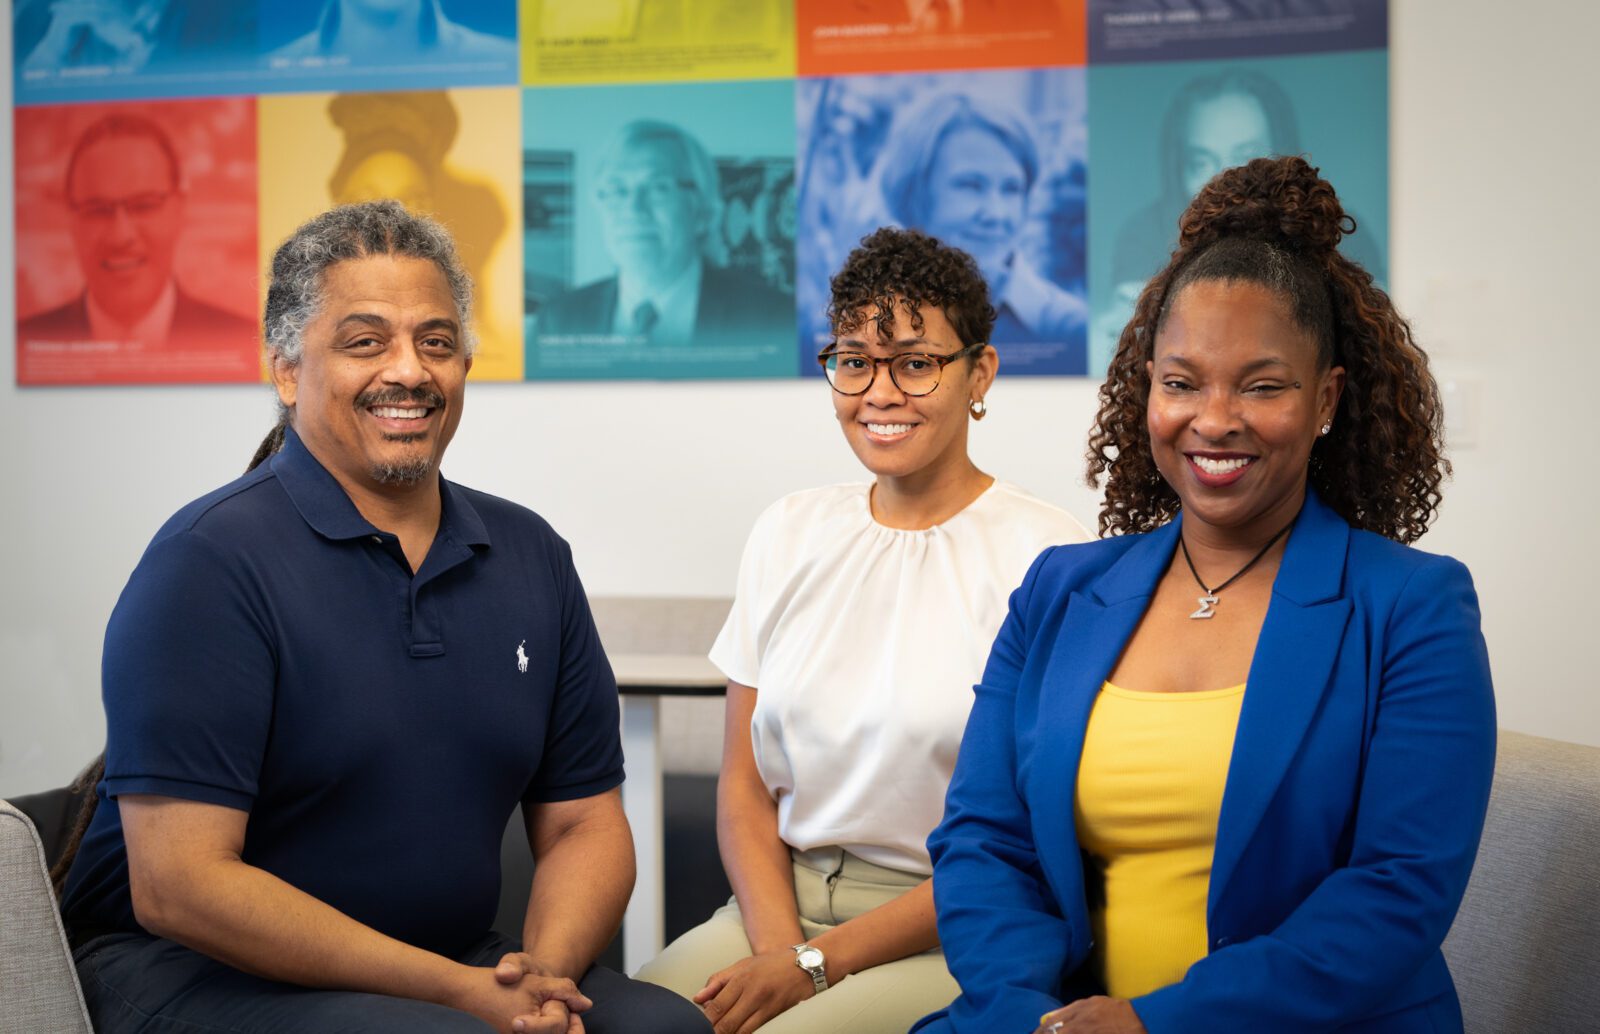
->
xmin=76 ymin=930 xmax=711 ymax=1034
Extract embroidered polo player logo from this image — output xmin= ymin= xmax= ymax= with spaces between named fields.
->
xmin=516 ymin=640 xmax=529 ymax=673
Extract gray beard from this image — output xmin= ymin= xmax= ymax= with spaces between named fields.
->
xmin=370 ymin=456 xmax=432 ymax=486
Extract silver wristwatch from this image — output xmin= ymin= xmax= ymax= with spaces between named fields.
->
xmin=791 ymin=942 xmax=828 ymax=994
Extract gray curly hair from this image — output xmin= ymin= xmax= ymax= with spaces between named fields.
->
xmin=263 ymin=200 xmax=475 ymax=365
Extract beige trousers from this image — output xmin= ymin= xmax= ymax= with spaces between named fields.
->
xmin=635 ymin=847 xmax=959 ymax=1034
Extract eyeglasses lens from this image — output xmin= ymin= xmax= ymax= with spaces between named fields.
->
xmin=823 ymin=353 xmax=942 ymax=396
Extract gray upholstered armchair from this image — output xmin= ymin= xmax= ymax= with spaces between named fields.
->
xmin=0 ymin=798 xmax=93 ymax=1033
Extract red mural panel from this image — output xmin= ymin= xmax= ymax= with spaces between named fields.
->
xmin=15 ymin=97 xmax=260 ymax=385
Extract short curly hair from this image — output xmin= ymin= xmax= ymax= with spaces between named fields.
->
xmin=1086 ymin=156 xmax=1448 ymax=544
xmin=827 ymin=226 xmax=997 ymax=348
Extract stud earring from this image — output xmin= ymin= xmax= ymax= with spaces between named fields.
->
xmin=1320 ymin=422 xmax=1332 ymax=436
xmin=969 ymin=398 xmax=988 ymax=420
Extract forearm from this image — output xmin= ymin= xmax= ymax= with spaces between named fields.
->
xmin=718 ymin=777 xmax=804 ymax=953
xmin=809 ymin=877 xmax=937 ymax=983
xmin=133 ymin=855 xmax=464 ymax=1004
xmin=522 ymin=800 xmax=634 ymax=980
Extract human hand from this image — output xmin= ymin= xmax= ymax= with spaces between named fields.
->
xmin=1034 ymin=997 xmax=1146 ymax=1034
xmin=446 ymin=962 xmax=588 ymax=1034
xmin=693 ymin=950 xmax=815 ymax=1034
xmin=494 ymin=953 xmax=593 ymax=1034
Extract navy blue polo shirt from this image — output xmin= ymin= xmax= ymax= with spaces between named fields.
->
xmin=62 ymin=429 xmax=623 ymax=957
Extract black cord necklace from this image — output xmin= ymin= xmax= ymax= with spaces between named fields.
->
xmin=1179 ymin=520 xmax=1294 ymax=620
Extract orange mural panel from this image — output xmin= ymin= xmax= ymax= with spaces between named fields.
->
xmin=797 ymin=0 xmax=1085 ymax=76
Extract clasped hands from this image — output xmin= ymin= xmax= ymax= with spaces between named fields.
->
xmin=1033 ymin=997 xmax=1147 ymax=1034
xmin=693 ymin=948 xmax=817 ymax=1034
xmin=448 ymin=951 xmax=592 ymax=1034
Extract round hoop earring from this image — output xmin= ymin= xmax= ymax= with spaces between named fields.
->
xmin=969 ymin=398 xmax=988 ymax=421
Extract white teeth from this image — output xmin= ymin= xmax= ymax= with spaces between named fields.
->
xmin=1192 ymin=456 xmax=1251 ymax=475
xmin=372 ymin=406 xmax=427 ymax=420
xmin=867 ymin=423 xmax=912 ymax=435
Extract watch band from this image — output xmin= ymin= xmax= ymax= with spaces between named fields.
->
xmin=791 ymin=942 xmax=828 ymax=994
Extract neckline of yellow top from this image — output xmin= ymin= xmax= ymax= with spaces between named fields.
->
xmin=1101 ymin=681 xmax=1246 ymax=701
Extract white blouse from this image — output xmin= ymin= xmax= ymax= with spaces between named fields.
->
xmin=709 ymin=480 xmax=1090 ymax=874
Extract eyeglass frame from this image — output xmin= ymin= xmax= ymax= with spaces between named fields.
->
xmin=816 ymin=341 xmax=987 ymax=397
xmin=67 ymin=190 xmax=175 ymax=224
xmin=593 ymin=174 xmax=698 ymax=208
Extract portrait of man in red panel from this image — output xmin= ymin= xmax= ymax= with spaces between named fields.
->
xmin=15 ymin=99 xmax=259 ymax=385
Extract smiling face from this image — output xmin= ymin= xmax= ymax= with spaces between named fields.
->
xmin=593 ymin=134 xmax=707 ymax=291
xmin=1147 ymin=279 xmax=1343 ymax=542
xmin=832 ymin=299 xmax=996 ymax=486
xmin=1181 ymin=92 xmax=1273 ymax=198
xmin=272 ymin=254 xmax=470 ymax=497
xmin=67 ymin=133 xmax=184 ymax=324
xmin=922 ymin=125 xmax=1029 ymax=283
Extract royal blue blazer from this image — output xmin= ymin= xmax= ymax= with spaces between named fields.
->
xmin=914 ymin=492 xmax=1496 ymax=1034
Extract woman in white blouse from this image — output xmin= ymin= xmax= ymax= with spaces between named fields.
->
xmin=637 ymin=227 xmax=1088 ymax=1033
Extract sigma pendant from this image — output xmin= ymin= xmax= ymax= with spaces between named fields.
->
xmin=1190 ymin=594 xmax=1219 ymax=619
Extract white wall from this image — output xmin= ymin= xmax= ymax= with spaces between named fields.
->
xmin=3 ymin=1 xmax=1597 ymax=797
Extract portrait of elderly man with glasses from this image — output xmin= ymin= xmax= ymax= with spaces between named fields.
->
xmin=534 ymin=118 xmax=792 ymax=350
xmin=17 ymin=111 xmax=256 ymax=359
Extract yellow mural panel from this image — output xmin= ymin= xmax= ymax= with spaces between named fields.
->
xmin=520 ymin=0 xmax=796 ymax=85
xmin=257 ymin=88 xmax=524 ymax=381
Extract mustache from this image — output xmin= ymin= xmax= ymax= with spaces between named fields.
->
xmin=354 ymin=386 xmax=445 ymax=410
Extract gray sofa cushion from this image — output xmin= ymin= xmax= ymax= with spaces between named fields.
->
xmin=0 ymin=799 xmax=94 ymax=1033
xmin=1443 ymin=730 xmax=1600 ymax=1033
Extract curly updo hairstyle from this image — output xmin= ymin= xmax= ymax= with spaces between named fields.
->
xmin=1086 ymin=156 xmax=1447 ymax=544
xmin=827 ymin=226 xmax=997 ymax=348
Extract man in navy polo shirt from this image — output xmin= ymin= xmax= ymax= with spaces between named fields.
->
xmin=60 ymin=201 xmax=712 ymax=1034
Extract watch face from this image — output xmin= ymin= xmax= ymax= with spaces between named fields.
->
xmin=798 ymin=948 xmax=824 ymax=969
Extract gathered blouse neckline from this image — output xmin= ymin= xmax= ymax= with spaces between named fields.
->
xmin=859 ymin=478 xmax=1001 ymax=535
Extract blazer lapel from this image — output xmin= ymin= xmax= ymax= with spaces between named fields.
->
xmin=1029 ymin=523 xmax=1179 ymax=946
xmin=1208 ymin=494 xmax=1353 ymax=917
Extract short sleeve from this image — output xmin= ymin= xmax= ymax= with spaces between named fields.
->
xmin=526 ymin=537 xmax=625 ymax=803
xmin=102 ymin=531 xmax=277 ymax=812
xmin=707 ymin=499 xmax=782 ymax=687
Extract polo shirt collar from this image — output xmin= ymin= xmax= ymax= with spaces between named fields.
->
xmin=439 ymin=476 xmax=490 ymax=549
xmin=270 ymin=426 xmax=490 ymax=549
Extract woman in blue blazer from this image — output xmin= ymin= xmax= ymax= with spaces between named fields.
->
xmin=916 ymin=157 xmax=1495 ymax=1034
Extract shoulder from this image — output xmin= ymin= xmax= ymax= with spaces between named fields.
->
xmin=19 ymin=296 xmax=90 ymax=339
xmin=173 ymin=291 xmax=257 ymax=337
xmin=1022 ymin=533 xmax=1145 ymax=604
xmin=269 ymin=30 xmax=320 ymax=58
xmin=1111 ymin=200 xmax=1180 ymax=281
xmin=450 ymin=482 xmax=566 ymax=551
xmin=436 ymin=20 xmax=517 ymax=58
xmin=138 ymin=465 xmax=291 ymax=570
xmin=700 ymin=266 xmax=793 ymax=318
xmin=749 ymin=482 xmax=868 ymax=536
xmin=703 ymin=265 xmax=786 ymax=296
xmin=1344 ymin=527 xmax=1478 ymax=607
xmin=539 ymin=278 xmax=618 ymax=331
xmin=974 ymin=482 xmax=1092 ymax=544
xmin=1003 ymin=261 xmax=1088 ymax=336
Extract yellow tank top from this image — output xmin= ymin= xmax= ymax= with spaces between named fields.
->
xmin=1073 ymin=681 xmax=1245 ymax=999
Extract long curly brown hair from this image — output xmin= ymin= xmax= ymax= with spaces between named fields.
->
xmin=1086 ymin=156 xmax=1447 ymax=544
